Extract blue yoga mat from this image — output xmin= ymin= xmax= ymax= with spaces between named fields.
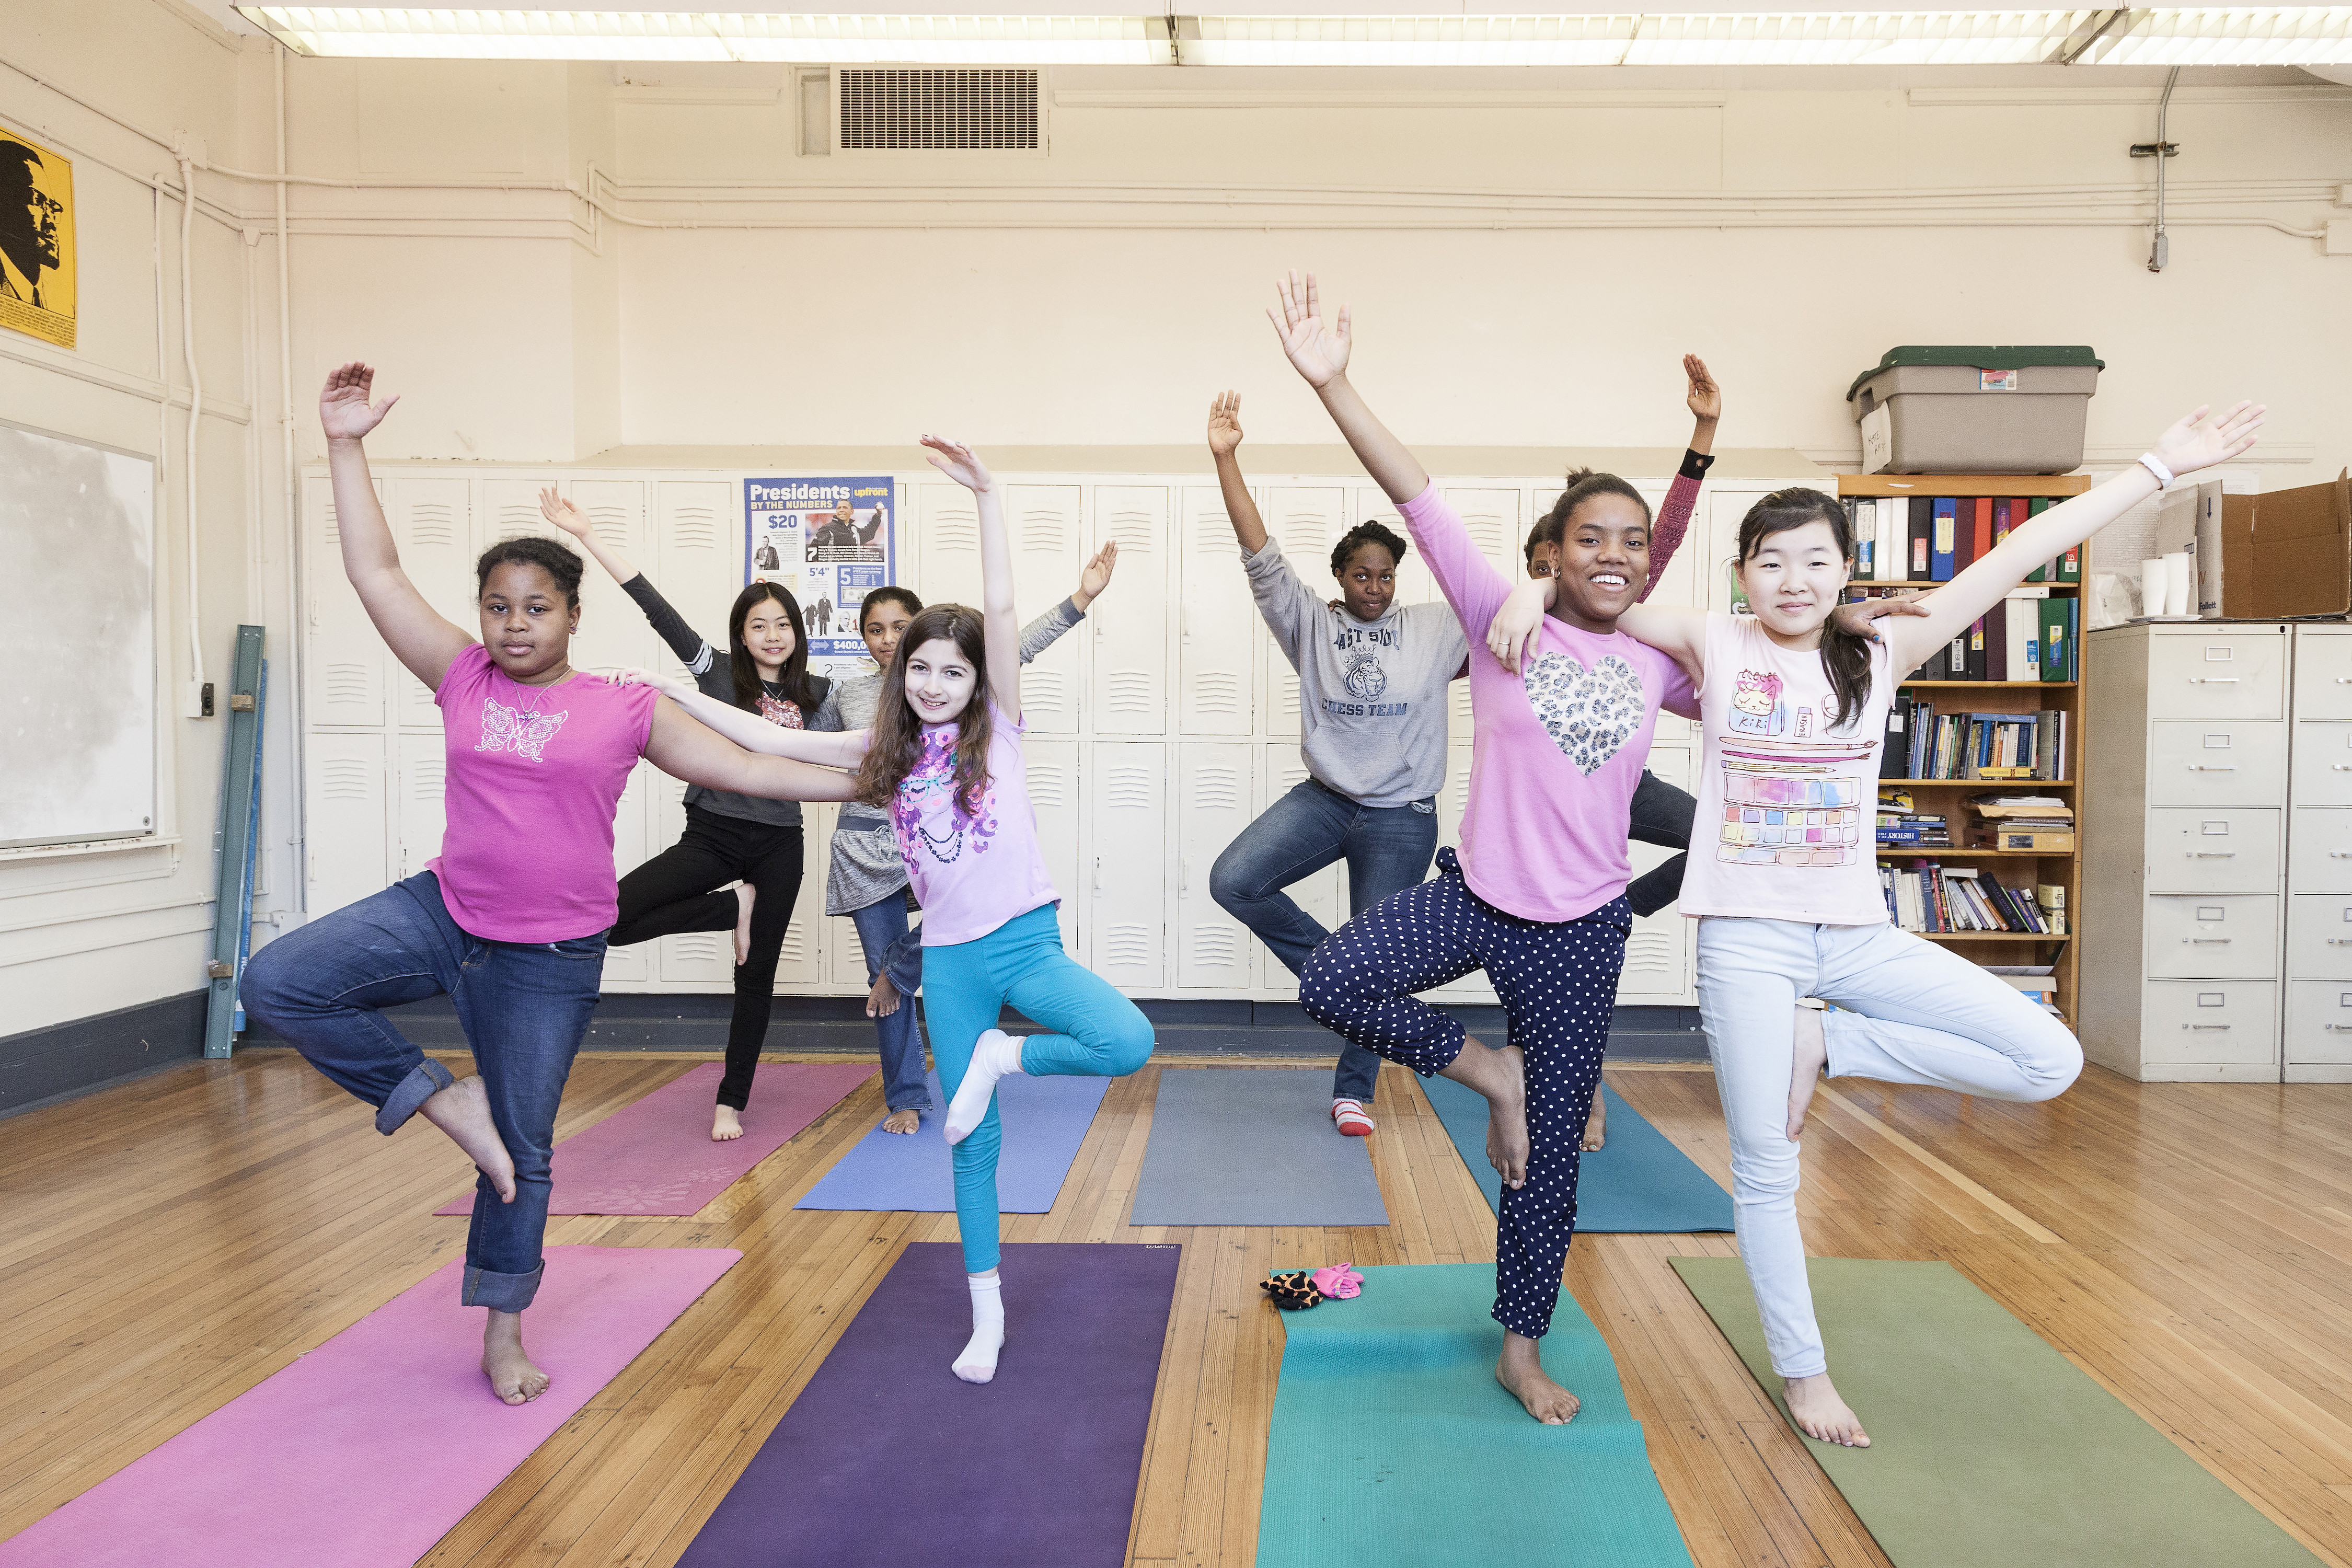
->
xmin=1257 ymin=1262 xmax=1694 ymax=1568
xmin=794 ymin=1071 xmax=1109 ymax=1213
xmin=1422 ymin=1077 xmax=1732 ymax=1232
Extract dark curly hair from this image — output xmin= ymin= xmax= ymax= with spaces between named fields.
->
xmin=1526 ymin=468 xmax=1653 ymax=565
xmin=474 ymin=535 xmax=584 ymax=607
xmin=1330 ymin=519 xmax=1408 ymax=577
xmin=860 ymin=585 xmax=923 ymax=625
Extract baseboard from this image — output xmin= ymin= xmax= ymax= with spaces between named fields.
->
xmin=238 ymin=995 xmax=1711 ymax=1063
xmin=0 ymin=990 xmax=209 ymax=1120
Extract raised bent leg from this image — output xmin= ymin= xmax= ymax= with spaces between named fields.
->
xmin=1815 ymin=923 xmax=2084 ymax=1102
xmin=1209 ymin=781 xmax=1351 ymax=977
xmin=997 ymin=909 xmax=1157 ymax=1081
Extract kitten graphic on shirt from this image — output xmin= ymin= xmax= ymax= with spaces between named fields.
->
xmin=1726 ymin=669 xmax=1787 ymax=737
xmin=476 ymin=697 xmax=568 ymax=763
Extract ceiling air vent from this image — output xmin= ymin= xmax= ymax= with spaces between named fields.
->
xmin=838 ymin=67 xmax=1040 ymax=151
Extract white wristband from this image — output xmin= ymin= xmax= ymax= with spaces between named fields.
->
xmin=2138 ymin=452 xmax=2175 ymax=489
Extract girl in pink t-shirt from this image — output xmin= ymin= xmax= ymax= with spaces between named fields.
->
xmin=1492 ymin=399 xmax=2266 ymax=1448
xmin=241 ymin=363 xmax=863 ymax=1412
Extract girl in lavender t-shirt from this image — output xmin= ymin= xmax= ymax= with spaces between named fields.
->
xmin=241 ymin=364 xmax=863 ymax=1411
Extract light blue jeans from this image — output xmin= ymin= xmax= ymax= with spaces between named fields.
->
xmin=1694 ymin=916 xmax=2081 ymax=1377
xmin=846 ymin=894 xmax=931 ymax=1113
xmin=921 ymin=904 xmax=1155 ymax=1272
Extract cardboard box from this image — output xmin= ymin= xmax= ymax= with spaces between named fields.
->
xmin=2221 ymin=469 xmax=2352 ymax=619
xmin=2151 ymin=480 xmax=2227 ymax=617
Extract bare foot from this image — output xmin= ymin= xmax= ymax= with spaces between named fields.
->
xmin=482 ymin=1310 xmax=549 ymax=1405
xmin=1785 ymin=1371 xmax=1870 ymax=1446
xmin=1788 ymin=1003 xmax=1828 ymax=1142
xmin=1442 ymin=1036 xmax=1528 ymax=1188
xmin=712 ymin=1104 xmax=744 ymax=1142
xmin=881 ymin=1107 xmax=922 ymax=1135
xmin=419 ymin=1073 xmax=515 ymax=1203
xmin=867 ymin=971 xmax=900 ymax=1018
xmin=1495 ymin=1331 xmax=1579 ymax=1425
xmin=1583 ymin=1091 xmax=1607 ymax=1152
xmin=733 ymin=883 xmax=756 ymax=968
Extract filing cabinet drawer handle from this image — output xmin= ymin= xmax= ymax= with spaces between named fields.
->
xmin=2187 ymin=1023 xmax=2233 ymax=1031
xmin=2330 ymin=1024 xmax=2352 ymax=1032
xmin=2187 ymin=677 xmax=2241 ymax=684
xmin=2338 ymin=677 xmax=2352 ymax=684
xmin=2333 ymin=851 xmax=2352 ymax=859
xmin=2330 ymin=939 xmax=2352 ymax=946
xmin=2188 ymin=851 xmax=2236 ymax=858
xmin=2185 ymin=937 xmax=2233 ymax=943
xmin=2186 ymin=764 xmax=2238 ymax=772
xmin=2335 ymin=765 xmax=2352 ymax=773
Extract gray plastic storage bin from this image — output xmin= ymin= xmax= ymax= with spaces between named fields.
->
xmin=1848 ymin=346 xmax=2102 ymax=475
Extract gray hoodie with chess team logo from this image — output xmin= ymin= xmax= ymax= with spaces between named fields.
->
xmin=1243 ymin=535 xmax=1468 ymax=810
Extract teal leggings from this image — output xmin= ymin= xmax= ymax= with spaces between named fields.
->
xmin=924 ymin=904 xmax=1156 ymax=1272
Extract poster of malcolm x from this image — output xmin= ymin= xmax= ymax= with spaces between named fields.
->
xmin=0 ymin=128 xmax=74 ymax=351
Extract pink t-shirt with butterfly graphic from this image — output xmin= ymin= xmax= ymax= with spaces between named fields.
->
xmin=894 ymin=702 xmax=1060 ymax=947
xmin=1396 ymin=485 xmax=1697 ymax=924
xmin=429 ymin=643 xmax=658 ymax=942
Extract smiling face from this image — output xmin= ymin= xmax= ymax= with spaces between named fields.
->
xmin=1334 ymin=541 xmax=1398 ymax=622
xmin=1738 ymin=518 xmax=1850 ymax=646
xmin=740 ymin=593 xmax=797 ymax=676
xmin=833 ymin=499 xmax=856 ymax=526
xmin=478 ymin=561 xmax=577 ymax=682
xmin=1548 ymin=493 xmax=1653 ymax=633
xmin=863 ymin=599 xmax=916 ymax=666
xmin=903 ymin=635 xmax=978 ymax=725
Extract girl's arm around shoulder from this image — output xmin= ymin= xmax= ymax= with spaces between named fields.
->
xmin=643 ymin=699 xmax=863 ymax=802
xmin=617 ymin=670 xmax=870 ymax=766
xmin=1615 ymin=603 xmax=1709 ymax=697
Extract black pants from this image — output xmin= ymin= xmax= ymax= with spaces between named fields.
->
xmin=611 ymin=806 xmax=804 ymax=1111
xmin=1627 ymin=768 xmax=1697 ymax=919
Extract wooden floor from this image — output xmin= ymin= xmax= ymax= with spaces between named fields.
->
xmin=5 ymin=1049 xmax=2351 ymax=1566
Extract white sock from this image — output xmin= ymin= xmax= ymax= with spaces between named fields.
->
xmin=944 ymin=1029 xmax=1026 ymax=1146
xmin=953 ymin=1268 xmax=1005 ymax=1383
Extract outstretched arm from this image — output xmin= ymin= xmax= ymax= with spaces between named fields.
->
xmin=924 ymin=435 xmax=1021 ymax=723
xmin=538 ymin=488 xmax=642 ymax=588
xmin=1640 ymin=356 xmax=1723 ymax=602
xmin=1267 ymin=270 xmax=1431 ymax=505
xmin=617 ymin=669 xmax=870 ymax=765
xmin=1208 ymin=391 xmax=1270 ymax=554
xmin=1683 ymin=353 xmax=1720 ymax=458
xmin=644 ymin=699 xmax=861 ymax=802
xmin=1069 ymin=540 xmax=1118 ymax=615
xmin=321 ymin=363 xmax=474 ymax=691
xmin=1881 ymin=401 xmax=2265 ymax=672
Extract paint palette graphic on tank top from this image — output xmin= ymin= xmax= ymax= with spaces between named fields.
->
xmin=1716 ymin=668 xmax=1875 ymax=868
xmin=1522 ymin=651 xmax=1644 ymax=775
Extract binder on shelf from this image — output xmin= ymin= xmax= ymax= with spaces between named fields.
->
xmin=1909 ymin=496 xmax=1932 ymax=579
xmin=2036 ymin=597 xmax=2076 ymax=681
xmin=1966 ymin=614 xmax=1988 ymax=682
xmin=1931 ymin=497 xmax=1957 ymax=581
xmin=1969 ymin=497 xmax=1994 ymax=572
xmin=1855 ymin=498 xmax=1876 ymax=579
xmin=2026 ymin=496 xmax=2051 ymax=581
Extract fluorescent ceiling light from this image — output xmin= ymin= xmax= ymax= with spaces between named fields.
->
xmin=234 ymin=7 xmax=2352 ymax=64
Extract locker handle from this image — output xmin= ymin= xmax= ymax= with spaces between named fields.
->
xmin=2185 ymin=937 xmax=2233 ymax=943
xmin=2187 ymin=852 xmax=2235 ymax=858
xmin=2185 ymin=765 xmax=2238 ymax=772
xmin=2187 ymin=1023 xmax=2233 ymax=1031
xmin=2187 ymin=676 xmax=2240 ymax=684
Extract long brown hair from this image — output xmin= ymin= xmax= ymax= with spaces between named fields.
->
xmin=853 ymin=603 xmax=995 ymax=815
xmin=1736 ymin=488 xmax=1871 ymax=731
xmin=729 ymin=582 xmax=821 ymax=714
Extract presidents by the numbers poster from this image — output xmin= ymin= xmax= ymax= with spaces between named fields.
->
xmin=745 ymin=476 xmax=894 ymax=679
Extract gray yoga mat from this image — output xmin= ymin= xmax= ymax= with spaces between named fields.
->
xmin=1128 ymin=1067 xmax=1389 ymax=1227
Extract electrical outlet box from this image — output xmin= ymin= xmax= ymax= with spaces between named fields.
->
xmin=2327 ymin=219 xmax=2352 ymax=257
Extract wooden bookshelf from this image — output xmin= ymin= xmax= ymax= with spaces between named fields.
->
xmin=1841 ymin=473 xmax=2092 ymax=1028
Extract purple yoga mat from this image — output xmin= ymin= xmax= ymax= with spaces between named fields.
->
xmin=677 ymin=1241 xmax=1180 ymax=1567
xmin=437 ymin=1060 xmax=872 ymax=1216
xmin=0 ymin=1246 xmax=738 ymax=1568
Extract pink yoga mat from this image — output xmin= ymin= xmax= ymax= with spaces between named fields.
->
xmin=0 ymin=1246 xmax=738 ymax=1568
xmin=437 ymin=1060 xmax=872 ymax=1217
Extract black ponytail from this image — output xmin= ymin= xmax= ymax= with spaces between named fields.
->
xmin=1735 ymin=488 xmax=1872 ymax=731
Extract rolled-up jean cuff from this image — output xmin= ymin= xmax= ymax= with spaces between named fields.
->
xmin=463 ymin=1260 xmax=545 ymax=1312
xmin=374 ymin=1056 xmax=455 ymax=1134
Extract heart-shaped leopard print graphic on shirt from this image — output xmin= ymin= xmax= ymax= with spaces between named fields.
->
xmin=1523 ymin=651 xmax=1645 ymax=775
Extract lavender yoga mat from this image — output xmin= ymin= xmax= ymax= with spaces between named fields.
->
xmin=677 ymin=1241 xmax=1179 ymax=1568
xmin=0 ymin=1246 xmax=738 ymax=1568
xmin=438 ymin=1060 xmax=871 ymax=1217
xmin=793 ymin=1071 xmax=1109 ymax=1213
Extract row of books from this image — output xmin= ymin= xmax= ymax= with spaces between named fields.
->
xmin=1847 ymin=585 xmax=2079 ymax=683
xmin=1882 ymin=702 xmax=2069 ymax=781
xmin=1842 ymin=495 xmax=2083 ymax=585
xmin=1970 ymin=793 xmax=2074 ymax=851
xmin=1876 ymin=790 xmax=1950 ymax=848
xmin=1883 ymin=861 xmax=2067 ymax=935
xmin=1991 ymin=967 xmax=2065 ymax=1018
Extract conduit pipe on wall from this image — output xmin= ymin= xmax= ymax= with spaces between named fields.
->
xmin=275 ymin=38 xmax=305 ymax=911
xmin=172 ymin=143 xmax=205 ymax=718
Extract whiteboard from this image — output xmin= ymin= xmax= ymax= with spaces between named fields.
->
xmin=0 ymin=420 xmax=155 ymax=848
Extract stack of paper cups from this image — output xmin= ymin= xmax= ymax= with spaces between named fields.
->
xmin=2163 ymin=552 xmax=2193 ymax=616
xmin=2141 ymin=558 xmax=2167 ymax=617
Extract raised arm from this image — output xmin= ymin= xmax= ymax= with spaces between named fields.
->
xmin=538 ymin=488 xmax=719 ymax=673
xmin=1642 ymin=354 xmax=1722 ymax=601
xmin=1269 ymin=271 xmax=1431 ymax=505
xmin=1208 ymin=391 xmax=1270 ymax=554
xmin=1882 ymin=401 xmax=2265 ymax=673
xmin=1011 ymin=539 xmax=1115 ymax=663
xmin=538 ymin=488 xmax=641 ymax=588
xmin=923 ymin=435 xmax=1020 ymax=724
xmin=321 ymin=363 xmax=474 ymax=691
xmin=644 ymin=700 xmax=861 ymax=803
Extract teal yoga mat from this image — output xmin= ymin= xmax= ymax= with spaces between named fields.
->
xmin=1422 ymin=1077 xmax=1733 ymax=1232
xmin=1255 ymin=1263 xmax=1693 ymax=1568
xmin=1671 ymin=1256 xmax=2326 ymax=1568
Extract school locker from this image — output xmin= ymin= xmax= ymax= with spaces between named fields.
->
xmin=393 ymin=730 xmax=447 ymax=880
xmin=599 ymin=761 xmax=655 ymax=985
xmin=1088 ymin=743 xmax=1169 ymax=990
xmin=304 ymin=472 xmax=384 ymax=730
xmin=305 ymin=730 xmax=389 ymax=920
xmin=1004 ymin=486 xmax=1085 ymax=734
xmin=562 ymin=480 xmax=654 ymax=678
xmin=1176 ymin=742 xmax=1256 ymax=991
xmin=654 ymin=479 xmax=739 ymax=686
xmin=1178 ymin=485 xmax=1258 ymax=738
xmin=1027 ymin=739 xmax=1083 ymax=952
xmin=1089 ymin=486 xmax=1167 ymax=735
xmin=388 ymin=477 xmax=477 ymax=728
xmin=914 ymin=479 xmax=983 ymax=610
xmin=1439 ymin=487 xmax=1523 ymax=582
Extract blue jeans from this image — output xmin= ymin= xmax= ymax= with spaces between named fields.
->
xmin=1210 ymin=778 xmax=1439 ymax=1105
xmin=240 ymin=871 xmax=606 ymax=1312
xmin=847 ymin=893 xmax=932 ymax=1113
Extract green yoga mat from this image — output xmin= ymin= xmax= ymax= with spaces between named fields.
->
xmin=1670 ymin=1256 xmax=2324 ymax=1568
xmin=1423 ymin=1078 xmax=1733 ymax=1232
xmin=1256 ymin=1263 xmax=1694 ymax=1568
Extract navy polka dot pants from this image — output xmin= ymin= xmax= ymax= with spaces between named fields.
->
xmin=1299 ymin=848 xmax=1627 ymax=1340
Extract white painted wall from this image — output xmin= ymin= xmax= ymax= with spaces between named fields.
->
xmin=3 ymin=0 xmax=2348 ymax=1034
